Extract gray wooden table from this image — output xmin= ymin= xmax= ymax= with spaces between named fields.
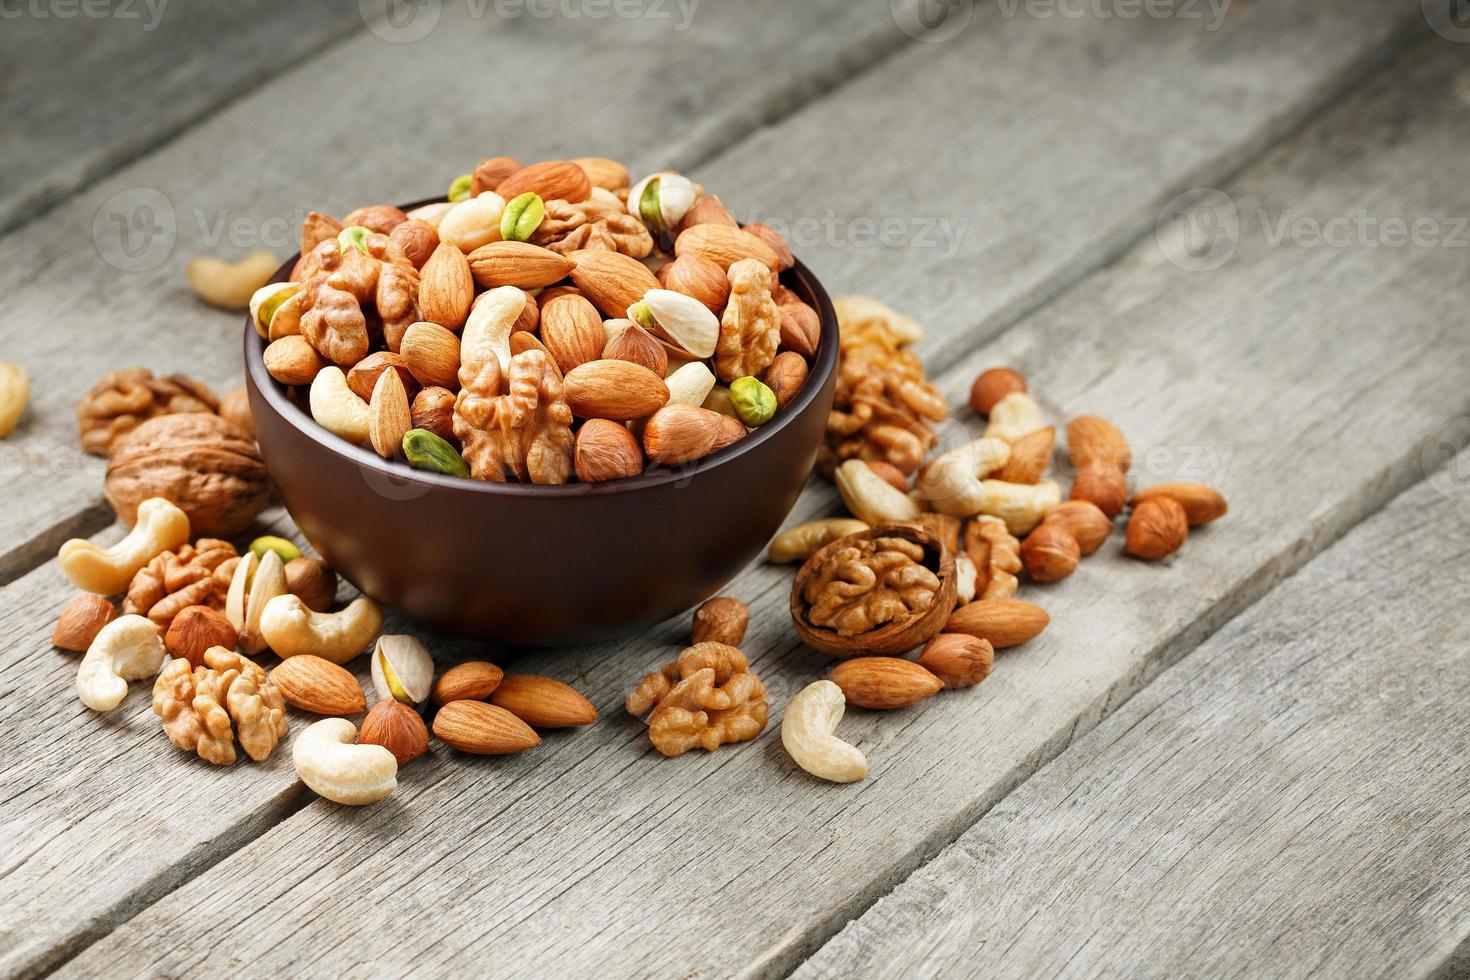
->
xmin=3 ymin=2 xmax=1469 ymax=977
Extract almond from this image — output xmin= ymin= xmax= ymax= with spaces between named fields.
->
xmin=369 ymin=367 xmax=411 ymax=459
xmin=569 ymin=249 xmax=661 ymax=318
xmin=917 ymin=634 xmax=994 ymax=689
xmin=467 ymin=241 xmax=574 ymax=290
xmin=399 ymin=321 xmax=462 ymax=389
xmin=510 ymin=331 xmax=558 ymax=367
xmin=264 ymin=336 xmax=324 ymax=386
xmin=411 ymin=386 xmax=457 ymax=441
xmin=164 ymin=605 xmax=238 ymax=668
xmin=642 ymin=404 xmax=745 ymax=465
xmin=1130 ymin=483 xmax=1228 ymax=525
xmin=1067 ymin=415 xmax=1131 ymax=471
xmin=1125 ymin=496 xmax=1189 ymax=560
xmin=270 ymin=655 xmax=366 ymax=716
xmin=563 ymin=359 xmax=669 ymax=421
xmin=970 ymin=368 xmax=1027 ymax=417
xmin=471 ymin=155 xmax=522 ymax=196
xmin=657 ymin=254 xmax=730 ymax=314
xmin=997 ymin=426 xmax=1055 ymax=484
xmin=418 ymin=242 xmax=474 ymax=329
xmin=347 ymin=351 xmax=417 ymax=402
xmin=432 ymin=661 xmax=504 ymax=706
xmin=1040 ymin=500 xmax=1113 ymax=555
xmin=389 ymin=218 xmax=439 ymax=269
xmin=674 ymin=224 xmax=781 ymax=273
xmin=944 ymin=599 xmax=1049 ymax=649
xmin=52 ymin=594 xmax=116 ymax=652
xmin=573 ymin=156 xmax=630 ymax=191
xmin=1071 ymin=459 xmax=1128 ymax=518
xmin=540 ymin=294 xmax=605 ymax=374
xmin=489 ymin=674 xmax=597 ymax=728
xmin=575 ymin=418 xmax=645 ymax=482
xmin=743 ymin=223 xmax=794 ymax=271
xmin=358 ymin=699 xmax=429 ymax=765
xmin=867 ymin=460 xmax=910 ymax=494
xmin=516 ymin=291 xmax=540 ymax=333
xmin=602 ymin=322 xmax=668 ymax=376
xmin=432 ymin=699 xmax=540 ymax=754
xmin=495 ymin=160 xmax=591 ymax=204
xmin=829 ymin=657 xmax=943 ymax=710
xmin=677 ymin=194 xmax=739 ymax=232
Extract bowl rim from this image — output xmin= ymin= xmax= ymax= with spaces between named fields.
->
xmin=244 ymin=198 xmax=840 ymax=499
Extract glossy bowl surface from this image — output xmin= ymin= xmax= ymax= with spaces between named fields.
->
xmin=245 ymin=221 xmax=838 ymax=646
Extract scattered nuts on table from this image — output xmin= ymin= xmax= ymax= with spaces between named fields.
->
xmin=124 ymin=538 xmax=238 ymax=626
xmin=270 ymin=655 xmax=367 ymax=716
xmin=782 ymin=680 xmax=868 ymax=784
xmin=225 ymin=549 xmax=288 ymax=655
xmin=164 ymin=606 xmax=238 ymax=667
xmin=371 ymin=634 xmax=434 ymax=707
xmin=258 ymin=595 xmax=383 ymax=665
xmin=1125 ymin=495 xmax=1189 ymax=560
xmin=284 ymin=557 xmax=338 ymax=613
xmin=767 ymin=518 xmax=870 ymax=564
xmin=969 ymin=367 xmax=1026 ymax=417
xmin=917 ymin=634 xmax=995 ymax=689
xmin=432 ymin=661 xmax=505 ymax=706
xmin=433 ymin=700 xmax=541 ymax=755
xmin=691 ymin=596 xmax=750 ymax=647
xmin=154 ymin=647 xmax=287 ymax=765
xmin=944 ymin=598 xmax=1050 ymax=649
xmin=186 ymin=251 xmax=279 ymax=310
xmin=1130 ymin=483 xmax=1228 ymax=526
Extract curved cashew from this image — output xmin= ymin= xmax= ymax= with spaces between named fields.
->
xmin=782 ymin=680 xmax=868 ymax=783
xmin=260 ymin=595 xmax=383 ymax=665
xmin=663 ymin=361 xmax=717 ymax=406
xmin=77 ymin=615 xmax=166 ymax=711
xmin=59 ymin=497 xmax=190 ymax=595
xmin=225 ymin=550 xmax=287 ymax=654
xmin=309 ymin=367 xmax=371 ymax=445
xmin=459 ymin=285 xmax=523 ymax=383
xmin=974 ymin=479 xmax=1062 ymax=535
xmin=835 ymin=459 xmax=920 ymax=525
xmin=186 ymin=251 xmax=279 ymax=311
xmin=0 ymin=362 xmax=29 ymax=438
xmin=919 ymin=437 xmax=1012 ymax=517
xmin=768 ymin=518 xmax=870 ymax=564
xmin=984 ymin=391 xmax=1047 ymax=444
xmin=407 ymin=201 xmax=455 ymax=230
xmin=438 ymin=192 xmax=506 ymax=253
xmin=292 ymin=718 xmax=397 ymax=805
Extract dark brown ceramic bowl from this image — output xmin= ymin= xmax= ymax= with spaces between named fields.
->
xmin=244 ymin=214 xmax=838 ymax=646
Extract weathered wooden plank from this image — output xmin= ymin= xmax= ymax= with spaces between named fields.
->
xmin=0 ymin=0 xmax=1419 ymax=585
xmin=0 ymin=0 xmax=375 ymax=234
xmin=0 ymin=0 xmax=907 ymax=586
xmin=797 ymin=458 xmax=1470 ymax=980
xmin=53 ymin=25 xmax=1470 ymax=980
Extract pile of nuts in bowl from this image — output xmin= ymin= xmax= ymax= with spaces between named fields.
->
xmin=250 ymin=156 xmax=823 ymax=484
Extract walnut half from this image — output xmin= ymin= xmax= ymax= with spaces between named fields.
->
xmin=626 ymin=642 xmax=769 ymax=758
xmin=152 ymin=648 xmax=286 ymax=765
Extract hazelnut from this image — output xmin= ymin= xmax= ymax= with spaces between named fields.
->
xmin=1041 ymin=500 xmax=1113 ymax=555
xmin=762 ymin=351 xmax=808 ymax=409
xmin=657 ymin=255 xmax=729 ymax=314
xmin=470 ymin=156 xmax=522 ymax=196
xmin=574 ymin=419 xmax=644 ymax=483
xmin=347 ymin=352 xmax=418 ymax=403
xmin=1020 ymin=522 xmax=1081 ymax=582
xmin=165 ymin=606 xmax=238 ymax=667
xmin=342 ymin=204 xmax=407 ymax=235
xmin=1126 ymin=497 xmax=1189 ymax=560
xmin=52 ymin=594 xmax=117 ymax=652
xmin=411 ymin=386 xmax=457 ymax=442
xmin=692 ymin=596 xmax=749 ymax=647
xmin=603 ymin=323 xmax=669 ymax=377
xmin=1070 ymin=459 xmax=1128 ymax=519
xmin=285 ymin=557 xmax=338 ymax=613
xmin=389 ymin=218 xmax=440 ymax=269
xmin=917 ymin=633 xmax=994 ymax=689
xmin=217 ymin=386 xmax=254 ymax=440
xmin=969 ymin=367 xmax=1026 ymax=417
xmin=358 ymin=699 xmax=429 ymax=765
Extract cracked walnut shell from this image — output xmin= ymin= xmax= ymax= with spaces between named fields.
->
xmin=791 ymin=522 xmax=957 ymax=658
xmin=714 ymin=259 xmax=780 ymax=383
xmin=626 ymin=642 xmax=769 ymax=757
xmin=152 ymin=647 xmax=287 ymax=765
xmin=77 ymin=369 xmax=219 ymax=457
xmin=453 ymin=349 xmax=575 ymax=484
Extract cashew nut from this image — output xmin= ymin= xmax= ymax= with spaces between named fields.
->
xmin=984 ymin=391 xmax=1047 ymax=444
xmin=768 ymin=518 xmax=870 ymax=564
xmin=955 ymin=554 xmax=978 ymax=603
xmin=309 ymin=367 xmax=371 ymax=445
xmin=919 ymin=437 xmax=1012 ymax=517
xmin=407 ymin=201 xmax=455 ymax=230
xmin=260 ymin=595 xmax=383 ymax=665
xmin=459 ymin=285 xmax=523 ymax=383
xmin=59 ymin=497 xmax=190 ymax=595
xmin=782 ymin=680 xmax=868 ymax=783
xmin=974 ymin=479 xmax=1062 ymax=535
xmin=0 ymin=362 xmax=28 ymax=438
xmin=835 ymin=459 xmax=921 ymax=525
xmin=663 ymin=360 xmax=717 ymax=406
xmin=186 ymin=250 xmax=280 ymax=311
xmin=292 ymin=718 xmax=397 ymax=805
xmin=76 ymin=615 xmax=166 ymax=711
xmin=437 ymin=192 xmax=506 ymax=253
xmin=226 ymin=549 xmax=287 ymax=654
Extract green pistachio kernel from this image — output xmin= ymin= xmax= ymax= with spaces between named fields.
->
xmin=447 ymin=173 xmax=474 ymax=203
xmin=337 ymin=225 xmax=371 ymax=255
xmin=729 ymin=376 xmax=777 ymax=427
xmin=638 ymin=176 xmax=663 ymax=232
xmin=500 ymin=192 xmax=546 ymax=242
xmin=629 ymin=299 xmax=657 ymax=332
xmin=249 ymin=535 xmax=302 ymax=564
xmin=403 ymin=428 xmax=470 ymax=478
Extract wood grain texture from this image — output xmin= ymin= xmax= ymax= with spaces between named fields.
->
xmin=50 ymin=25 xmax=1470 ymax=980
xmin=797 ymin=457 xmax=1470 ymax=980
xmin=0 ymin=0 xmax=1419 ymax=586
xmin=0 ymin=0 xmax=907 ymax=587
xmin=0 ymin=0 xmax=375 ymax=234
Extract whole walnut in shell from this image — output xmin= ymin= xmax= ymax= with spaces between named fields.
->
xmin=105 ymin=414 xmax=271 ymax=537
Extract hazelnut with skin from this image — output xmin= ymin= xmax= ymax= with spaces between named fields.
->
xmin=411 ymin=386 xmax=457 ymax=442
xmin=165 ymin=606 xmax=238 ymax=667
xmin=1020 ymin=522 xmax=1081 ymax=582
xmin=285 ymin=557 xmax=338 ymax=612
xmin=1126 ymin=496 xmax=1189 ymax=560
xmin=575 ymin=419 xmax=644 ymax=483
xmin=969 ymin=368 xmax=1026 ymax=417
